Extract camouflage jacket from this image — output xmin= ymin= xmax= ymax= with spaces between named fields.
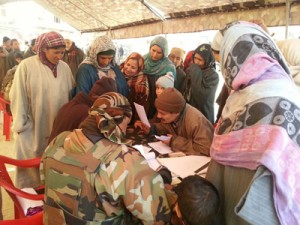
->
xmin=40 ymin=129 xmax=171 ymax=225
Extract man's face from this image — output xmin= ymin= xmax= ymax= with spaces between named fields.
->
xmin=193 ymin=53 xmax=205 ymax=69
xmin=150 ymin=45 xmax=163 ymax=61
xmin=43 ymin=47 xmax=65 ymax=64
xmin=4 ymin=40 xmax=11 ymax=50
xmin=64 ymin=39 xmax=73 ymax=50
xmin=97 ymin=54 xmax=113 ymax=67
xmin=157 ymin=109 xmax=179 ymax=123
xmin=11 ymin=40 xmax=20 ymax=51
xmin=168 ymin=53 xmax=182 ymax=68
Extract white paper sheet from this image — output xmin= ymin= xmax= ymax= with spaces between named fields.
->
xmin=133 ymin=144 xmax=155 ymax=159
xmin=16 ymin=188 xmax=43 ymax=215
xmin=133 ymin=144 xmax=160 ymax=170
xmin=134 ymin=102 xmax=150 ymax=127
xmin=157 ymin=156 xmax=211 ymax=178
xmin=148 ymin=141 xmax=173 ymax=155
xmin=147 ymin=158 xmax=161 ymax=171
xmin=155 ymin=135 xmax=171 ymax=141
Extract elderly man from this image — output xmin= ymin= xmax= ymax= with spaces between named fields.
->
xmin=138 ymin=88 xmax=213 ymax=156
xmin=41 ymin=92 xmax=171 ymax=225
xmin=168 ymin=47 xmax=186 ymax=91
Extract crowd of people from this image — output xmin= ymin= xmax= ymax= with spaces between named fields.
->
xmin=0 ymin=19 xmax=300 ymax=225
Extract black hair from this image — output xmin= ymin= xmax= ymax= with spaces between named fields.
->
xmin=31 ymin=38 xmax=36 ymax=47
xmin=175 ymin=175 xmax=220 ymax=225
xmin=14 ymin=51 xmax=24 ymax=60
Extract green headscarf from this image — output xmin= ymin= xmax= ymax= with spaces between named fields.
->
xmin=143 ymin=36 xmax=176 ymax=78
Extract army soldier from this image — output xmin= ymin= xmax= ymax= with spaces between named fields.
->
xmin=40 ymin=92 xmax=171 ymax=225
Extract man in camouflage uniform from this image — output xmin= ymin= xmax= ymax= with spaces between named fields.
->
xmin=40 ymin=92 xmax=171 ymax=225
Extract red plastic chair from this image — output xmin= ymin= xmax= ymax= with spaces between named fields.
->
xmin=0 ymin=95 xmax=13 ymax=141
xmin=0 ymin=212 xmax=43 ymax=225
xmin=0 ymin=155 xmax=44 ymax=224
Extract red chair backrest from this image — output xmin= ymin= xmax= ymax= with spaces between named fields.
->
xmin=0 ymin=156 xmax=43 ymax=219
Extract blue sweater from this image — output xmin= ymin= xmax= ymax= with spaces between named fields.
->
xmin=75 ymin=63 xmax=129 ymax=97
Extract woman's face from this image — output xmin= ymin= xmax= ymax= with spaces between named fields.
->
xmin=97 ymin=54 xmax=114 ymax=67
xmin=150 ymin=45 xmax=163 ymax=61
xmin=156 ymin=85 xmax=165 ymax=96
xmin=43 ymin=47 xmax=65 ymax=64
xmin=123 ymin=58 xmax=139 ymax=76
xmin=193 ymin=53 xmax=206 ymax=69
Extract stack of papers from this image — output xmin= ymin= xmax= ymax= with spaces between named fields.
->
xmin=133 ymin=145 xmax=161 ymax=170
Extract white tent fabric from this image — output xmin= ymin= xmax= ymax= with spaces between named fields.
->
xmin=1 ymin=0 xmax=300 ymax=39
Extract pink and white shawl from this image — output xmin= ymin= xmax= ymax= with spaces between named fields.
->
xmin=211 ymin=21 xmax=300 ymax=225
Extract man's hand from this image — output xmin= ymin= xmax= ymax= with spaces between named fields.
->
xmin=134 ymin=120 xmax=150 ymax=134
xmin=162 ymin=134 xmax=172 ymax=146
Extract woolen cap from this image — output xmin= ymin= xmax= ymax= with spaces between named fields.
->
xmin=155 ymin=88 xmax=185 ymax=113
xmin=89 ymin=77 xmax=117 ymax=97
xmin=156 ymin=72 xmax=174 ymax=89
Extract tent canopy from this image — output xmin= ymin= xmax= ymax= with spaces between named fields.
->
xmin=2 ymin=0 xmax=300 ymax=39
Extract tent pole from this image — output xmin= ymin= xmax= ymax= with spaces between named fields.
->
xmin=285 ymin=0 xmax=291 ymax=39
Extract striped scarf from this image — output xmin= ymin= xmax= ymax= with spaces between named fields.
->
xmin=35 ymin=31 xmax=65 ymax=77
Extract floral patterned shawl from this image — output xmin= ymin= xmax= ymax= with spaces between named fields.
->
xmin=211 ymin=21 xmax=300 ymax=225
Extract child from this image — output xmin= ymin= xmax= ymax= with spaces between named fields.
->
xmin=155 ymin=72 xmax=174 ymax=96
xmin=171 ymin=175 xmax=220 ymax=225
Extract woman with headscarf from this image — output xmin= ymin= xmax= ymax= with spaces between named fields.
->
xmin=206 ymin=21 xmax=300 ymax=225
xmin=143 ymin=36 xmax=176 ymax=118
xmin=182 ymin=44 xmax=219 ymax=124
xmin=119 ymin=52 xmax=150 ymax=123
xmin=74 ymin=35 xmax=128 ymax=97
xmin=183 ymin=50 xmax=194 ymax=72
xmin=9 ymin=31 xmax=74 ymax=188
xmin=41 ymin=92 xmax=171 ymax=224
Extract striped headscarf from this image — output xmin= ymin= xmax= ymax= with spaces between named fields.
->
xmin=82 ymin=35 xmax=116 ymax=69
xmin=88 ymin=92 xmax=132 ymax=144
xmin=81 ymin=35 xmax=117 ymax=80
xmin=211 ymin=21 xmax=300 ymax=225
xmin=35 ymin=31 xmax=65 ymax=77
